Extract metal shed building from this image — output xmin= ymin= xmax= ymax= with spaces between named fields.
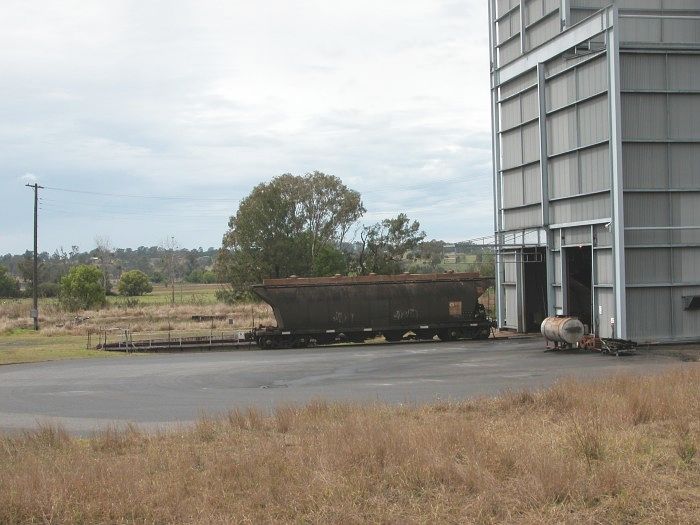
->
xmin=488 ymin=1 xmax=700 ymax=342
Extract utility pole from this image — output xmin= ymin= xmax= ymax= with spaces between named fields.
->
xmin=170 ymin=236 xmax=175 ymax=306
xmin=26 ymin=183 xmax=44 ymax=330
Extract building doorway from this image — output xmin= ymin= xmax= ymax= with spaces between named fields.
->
xmin=523 ymin=247 xmax=547 ymax=332
xmin=564 ymin=245 xmax=592 ymax=329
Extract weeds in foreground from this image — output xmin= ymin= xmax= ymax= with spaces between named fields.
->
xmin=0 ymin=368 xmax=698 ymax=524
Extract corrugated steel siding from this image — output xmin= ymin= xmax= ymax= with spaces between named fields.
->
xmin=522 ymin=122 xmax=541 ymax=164
xmin=521 ymin=88 xmax=539 ymax=122
xmin=673 ymin=193 xmax=700 ymax=228
xmin=577 ymin=57 xmax=607 ymax=100
xmin=504 ymin=205 xmax=542 ymax=230
xmin=497 ymin=10 xmax=520 ymax=45
xmin=571 ymin=0 xmax=608 ymax=8
xmin=624 ymin=193 xmax=669 ymax=227
xmin=673 ymin=248 xmax=700 ymax=283
xmin=504 ymin=252 xmax=518 ymax=284
xmin=502 ymin=168 xmax=525 ymax=208
xmin=550 ymin=193 xmax=611 ymax=223
xmin=675 ymin=286 xmax=700 ymax=339
xmin=625 ymin=229 xmax=671 ymax=246
xmin=500 ymin=70 xmax=538 ymax=100
xmin=620 ymin=17 xmax=662 ymax=44
xmin=504 ymin=285 xmax=519 ymax=328
xmin=595 ymin=288 xmax=615 ymax=338
xmin=524 ymin=0 xmax=558 ymax=25
xmin=547 ymin=107 xmax=578 ymax=155
xmin=578 ymin=95 xmax=609 ymax=146
xmin=561 ymin=226 xmax=591 ymax=246
xmin=523 ymin=164 xmax=542 ymax=204
xmin=622 ymin=143 xmax=668 ymax=189
xmin=595 ymin=248 xmax=613 ymax=285
xmin=527 ymin=12 xmax=560 ymax=49
xmin=549 ymin=153 xmax=578 ymax=198
xmin=626 ymin=288 xmax=672 ymax=340
xmin=547 ymin=71 xmax=576 ymax=112
xmin=496 ymin=0 xmax=518 ymax=18
xmin=500 ymin=128 xmax=523 ymax=169
xmin=668 ymin=54 xmax=700 ymax=90
xmin=500 ymin=96 xmax=522 ymax=130
xmin=662 ymin=18 xmax=700 ymax=45
xmin=622 ymin=93 xmax=666 ymax=140
xmin=670 ymin=144 xmax=700 ymax=188
xmin=620 ymin=54 xmax=665 ymax=91
xmin=594 ymin=224 xmax=612 ymax=248
xmin=580 ymin=144 xmax=611 ymax=193
xmin=499 ymin=38 xmax=522 ymax=65
xmin=668 ymin=94 xmax=700 ymax=140
xmin=626 ymin=248 xmax=671 ymax=285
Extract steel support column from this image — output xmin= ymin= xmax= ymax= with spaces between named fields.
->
xmin=606 ymin=6 xmax=627 ymax=339
xmin=560 ymin=0 xmax=571 ymax=29
xmin=537 ymin=63 xmax=556 ymax=316
xmin=489 ymin=0 xmax=506 ymax=328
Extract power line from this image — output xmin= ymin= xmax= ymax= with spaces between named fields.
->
xmin=42 ymin=185 xmax=240 ymax=202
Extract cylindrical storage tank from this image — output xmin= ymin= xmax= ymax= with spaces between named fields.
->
xmin=541 ymin=316 xmax=585 ymax=345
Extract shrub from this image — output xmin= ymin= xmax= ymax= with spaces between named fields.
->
xmin=117 ymin=270 xmax=153 ymax=296
xmin=58 ymin=265 xmax=106 ymax=311
xmin=215 ymin=287 xmax=255 ymax=305
xmin=0 ymin=265 xmax=20 ymax=298
xmin=37 ymin=282 xmax=60 ymax=298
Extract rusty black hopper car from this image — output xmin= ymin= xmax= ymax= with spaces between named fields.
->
xmin=251 ymin=272 xmax=494 ymax=349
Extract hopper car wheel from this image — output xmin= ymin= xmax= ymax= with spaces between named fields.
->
xmin=473 ymin=327 xmax=491 ymax=340
xmin=438 ymin=329 xmax=459 ymax=342
xmin=383 ymin=331 xmax=404 ymax=342
xmin=257 ymin=337 xmax=275 ymax=350
xmin=414 ymin=330 xmax=434 ymax=341
xmin=292 ymin=337 xmax=309 ymax=348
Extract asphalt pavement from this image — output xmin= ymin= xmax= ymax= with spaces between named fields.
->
xmin=0 ymin=337 xmax=683 ymax=433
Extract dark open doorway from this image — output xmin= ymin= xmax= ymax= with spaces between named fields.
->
xmin=565 ymin=245 xmax=592 ymax=329
xmin=523 ymin=247 xmax=547 ymax=332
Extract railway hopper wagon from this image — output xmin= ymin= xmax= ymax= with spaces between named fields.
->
xmin=251 ymin=273 xmax=494 ymax=349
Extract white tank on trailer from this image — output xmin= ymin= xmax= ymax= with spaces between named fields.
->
xmin=541 ymin=316 xmax=585 ymax=347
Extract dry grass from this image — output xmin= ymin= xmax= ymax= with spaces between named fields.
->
xmin=1 ymin=368 xmax=698 ymax=524
xmin=0 ymin=299 xmax=274 ymax=336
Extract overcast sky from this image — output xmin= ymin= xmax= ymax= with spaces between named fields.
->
xmin=0 ymin=0 xmax=492 ymax=254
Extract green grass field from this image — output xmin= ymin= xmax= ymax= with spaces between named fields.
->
xmin=0 ymin=329 xmax=114 ymax=365
xmin=108 ymin=283 xmax=220 ymax=305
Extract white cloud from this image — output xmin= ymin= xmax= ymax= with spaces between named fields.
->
xmin=19 ymin=173 xmax=37 ymax=184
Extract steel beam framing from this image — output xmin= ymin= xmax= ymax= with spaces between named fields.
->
xmin=495 ymin=6 xmax=613 ymax=85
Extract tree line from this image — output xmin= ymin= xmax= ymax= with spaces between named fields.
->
xmin=1 ymin=171 xmax=495 ymax=308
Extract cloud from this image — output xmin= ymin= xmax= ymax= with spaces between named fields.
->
xmin=0 ymin=0 xmax=492 ymax=253
xmin=19 ymin=173 xmax=37 ymax=184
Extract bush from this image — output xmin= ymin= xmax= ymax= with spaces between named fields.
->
xmin=215 ymin=287 xmax=255 ymax=305
xmin=117 ymin=270 xmax=153 ymax=296
xmin=185 ymin=269 xmax=218 ymax=284
xmin=38 ymin=282 xmax=60 ymax=298
xmin=0 ymin=266 xmax=20 ymax=298
xmin=59 ymin=265 xmax=106 ymax=311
